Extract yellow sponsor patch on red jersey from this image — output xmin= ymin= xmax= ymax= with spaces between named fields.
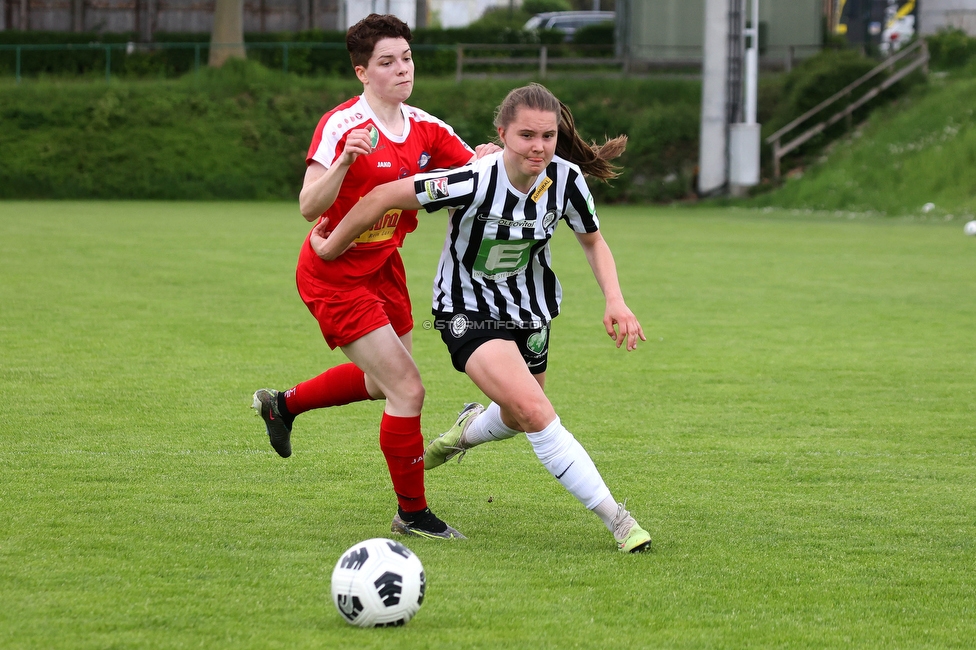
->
xmin=354 ymin=209 xmax=402 ymax=243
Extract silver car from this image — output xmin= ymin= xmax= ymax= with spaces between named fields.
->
xmin=523 ymin=11 xmax=615 ymax=41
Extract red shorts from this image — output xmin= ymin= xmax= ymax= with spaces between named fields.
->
xmin=296 ymin=251 xmax=413 ymax=349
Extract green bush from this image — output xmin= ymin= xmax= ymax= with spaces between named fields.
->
xmin=572 ymin=22 xmax=615 ymax=47
xmin=769 ymin=49 xmax=877 ymax=130
xmin=523 ymin=0 xmax=573 ymax=13
xmin=926 ymin=28 xmax=976 ymax=70
xmin=468 ymin=7 xmax=533 ymax=30
xmin=0 ymin=67 xmax=700 ymax=203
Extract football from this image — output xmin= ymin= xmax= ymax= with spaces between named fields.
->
xmin=331 ymin=538 xmax=426 ymax=627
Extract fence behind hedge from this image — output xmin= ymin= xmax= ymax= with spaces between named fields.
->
xmin=0 ymin=26 xmax=616 ymax=80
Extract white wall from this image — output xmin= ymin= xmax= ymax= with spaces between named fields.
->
xmin=428 ymin=0 xmax=515 ymax=28
xmin=920 ymin=0 xmax=976 ymax=35
xmin=342 ymin=0 xmax=513 ymax=29
xmin=344 ymin=0 xmax=417 ymax=28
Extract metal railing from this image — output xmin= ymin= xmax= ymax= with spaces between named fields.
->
xmin=0 ymin=41 xmax=352 ymax=83
xmin=0 ymin=40 xmax=624 ymax=84
xmin=453 ymin=43 xmax=622 ymax=82
xmin=766 ymin=39 xmax=929 ymax=180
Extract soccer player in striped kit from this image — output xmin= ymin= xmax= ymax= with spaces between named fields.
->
xmin=252 ymin=14 xmax=498 ymax=540
xmin=309 ymin=83 xmax=652 ymax=553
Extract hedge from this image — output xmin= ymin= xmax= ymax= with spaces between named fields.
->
xmin=0 ymin=47 xmax=914 ymax=201
xmin=0 ymin=61 xmax=701 ymax=203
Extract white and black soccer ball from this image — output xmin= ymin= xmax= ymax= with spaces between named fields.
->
xmin=331 ymin=538 xmax=426 ymax=628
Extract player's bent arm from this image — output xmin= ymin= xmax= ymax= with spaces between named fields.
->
xmin=299 ymin=161 xmax=352 ymax=222
xmin=574 ymin=230 xmax=646 ymax=351
xmin=299 ymin=128 xmax=374 ymax=221
xmin=310 ymin=177 xmax=424 ymax=261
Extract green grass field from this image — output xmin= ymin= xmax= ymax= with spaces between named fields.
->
xmin=2 ymin=202 xmax=975 ymax=648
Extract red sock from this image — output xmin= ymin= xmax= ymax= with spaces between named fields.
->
xmin=283 ymin=363 xmax=372 ymax=415
xmin=379 ymin=413 xmax=427 ymax=512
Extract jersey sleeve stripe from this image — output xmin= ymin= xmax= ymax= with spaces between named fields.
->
xmin=565 ymin=168 xmax=599 ymax=233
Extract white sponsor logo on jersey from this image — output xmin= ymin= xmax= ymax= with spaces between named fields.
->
xmin=477 ymin=213 xmax=536 ymax=228
xmin=425 ymin=177 xmax=450 ymax=200
xmin=473 ymin=240 xmax=533 ymax=279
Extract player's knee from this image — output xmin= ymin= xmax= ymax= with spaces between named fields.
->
xmin=408 ymin=381 xmax=426 ymax=410
xmin=392 ymin=375 xmax=425 ymax=411
xmin=509 ymin=398 xmax=555 ymax=433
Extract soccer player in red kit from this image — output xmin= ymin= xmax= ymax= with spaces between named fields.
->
xmin=252 ymin=14 xmax=490 ymax=540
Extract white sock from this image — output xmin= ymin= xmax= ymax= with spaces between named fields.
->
xmin=592 ymin=495 xmax=637 ymax=538
xmin=462 ymin=402 xmax=521 ymax=447
xmin=525 ymin=417 xmax=611 ymax=510
xmin=592 ymin=496 xmax=620 ymax=532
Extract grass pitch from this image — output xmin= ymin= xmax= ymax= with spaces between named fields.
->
xmin=1 ymin=202 xmax=975 ymax=649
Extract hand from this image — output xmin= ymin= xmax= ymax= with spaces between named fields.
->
xmin=336 ymin=129 xmax=374 ymax=167
xmin=473 ymin=142 xmax=502 ymax=159
xmin=308 ymin=218 xmax=356 ymax=261
xmin=603 ymin=299 xmax=646 ymax=351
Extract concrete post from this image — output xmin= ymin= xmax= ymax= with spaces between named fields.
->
xmin=730 ymin=0 xmax=761 ymax=194
xmin=698 ymin=0 xmax=731 ymax=196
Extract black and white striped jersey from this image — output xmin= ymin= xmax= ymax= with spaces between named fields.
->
xmin=413 ymin=151 xmax=600 ymax=324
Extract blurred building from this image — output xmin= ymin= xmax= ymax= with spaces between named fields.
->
xmin=0 ymin=0 xmax=341 ymax=34
xmin=341 ymin=0 xmax=524 ymax=29
xmin=919 ymin=0 xmax=976 ymax=35
xmin=615 ymin=0 xmax=823 ymax=71
xmin=0 ymin=0 xmax=517 ymax=33
xmin=831 ymin=0 xmax=918 ymax=51
xmin=826 ymin=1 xmax=976 ymax=46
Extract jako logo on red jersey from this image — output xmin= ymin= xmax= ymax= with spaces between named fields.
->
xmin=377 ymin=162 xmax=392 ymax=168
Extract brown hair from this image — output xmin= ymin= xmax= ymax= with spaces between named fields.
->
xmin=345 ymin=14 xmax=412 ymax=69
xmin=493 ymin=83 xmax=627 ymax=182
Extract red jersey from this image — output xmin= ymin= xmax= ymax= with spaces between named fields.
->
xmin=300 ymin=95 xmax=474 ymax=285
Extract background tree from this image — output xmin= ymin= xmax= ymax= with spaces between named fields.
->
xmin=209 ymin=0 xmax=246 ymax=67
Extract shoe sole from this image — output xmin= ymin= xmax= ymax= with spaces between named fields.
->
xmin=391 ymin=516 xmax=467 ymax=540
xmin=619 ymin=532 xmax=652 ymax=553
xmin=626 ymin=539 xmax=652 ymax=553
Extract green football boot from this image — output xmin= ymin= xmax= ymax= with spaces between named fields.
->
xmin=423 ymin=402 xmax=484 ymax=470
xmin=612 ymin=502 xmax=652 ymax=553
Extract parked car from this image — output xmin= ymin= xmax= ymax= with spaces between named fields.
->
xmin=523 ymin=11 xmax=615 ymax=41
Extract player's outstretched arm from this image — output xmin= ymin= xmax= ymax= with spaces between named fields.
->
xmin=574 ymin=230 xmax=647 ymax=351
xmin=309 ymin=177 xmax=423 ymax=261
